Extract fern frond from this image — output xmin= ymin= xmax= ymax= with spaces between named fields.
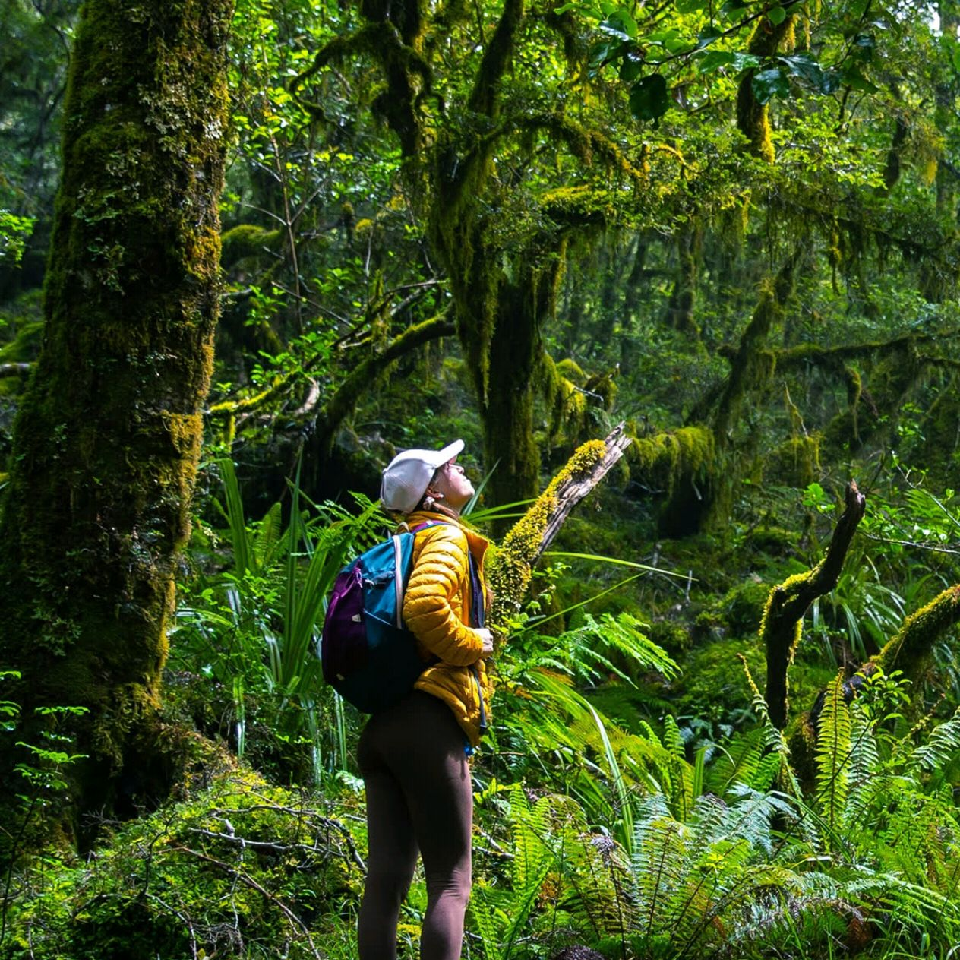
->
xmin=253 ymin=501 xmax=283 ymax=571
xmin=632 ymin=812 xmax=688 ymax=939
xmin=815 ymin=672 xmax=852 ymax=837
xmin=738 ymin=654 xmax=804 ymax=801
xmin=706 ymin=729 xmax=764 ymax=797
xmin=843 ymin=705 xmax=880 ymax=830
xmin=907 ymin=707 xmax=960 ymax=773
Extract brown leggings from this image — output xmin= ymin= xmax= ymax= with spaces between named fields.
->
xmin=357 ymin=691 xmax=473 ymax=960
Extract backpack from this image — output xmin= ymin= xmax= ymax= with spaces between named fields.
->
xmin=320 ymin=522 xmax=443 ymax=713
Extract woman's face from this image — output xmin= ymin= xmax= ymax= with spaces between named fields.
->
xmin=428 ymin=459 xmax=474 ymax=510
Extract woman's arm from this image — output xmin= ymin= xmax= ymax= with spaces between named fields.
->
xmin=403 ymin=528 xmax=486 ymax=666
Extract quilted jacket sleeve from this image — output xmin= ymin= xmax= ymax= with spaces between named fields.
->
xmin=402 ymin=526 xmax=485 ymax=665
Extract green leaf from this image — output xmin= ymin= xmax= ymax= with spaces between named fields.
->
xmin=767 ymin=4 xmax=787 ymax=25
xmin=696 ymin=25 xmax=723 ymax=49
xmin=697 ymin=50 xmax=761 ymax=73
xmin=752 ymin=67 xmax=791 ymax=104
xmin=630 ymin=74 xmax=670 ymax=122
xmin=620 ymin=55 xmax=643 ymax=82
xmin=841 ymin=63 xmax=878 ymax=93
xmin=780 ymin=53 xmax=824 ymax=88
xmin=599 ymin=10 xmax=637 ymax=41
xmin=852 ymin=32 xmax=876 ymax=60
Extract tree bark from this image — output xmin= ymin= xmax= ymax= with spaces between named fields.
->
xmin=0 ymin=0 xmax=234 ymax=840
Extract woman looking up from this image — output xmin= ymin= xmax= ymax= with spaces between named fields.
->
xmin=358 ymin=439 xmax=494 ymax=960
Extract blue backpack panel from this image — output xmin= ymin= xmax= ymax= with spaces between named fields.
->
xmin=321 ymin=529 xmax=427 ymax=713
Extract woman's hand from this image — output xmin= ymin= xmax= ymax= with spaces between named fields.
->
xmin=476 ymin=628 xmax=495 ymax=658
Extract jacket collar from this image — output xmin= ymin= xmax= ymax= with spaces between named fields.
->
xmin=403 ymin=510 xmax=489 ymax=559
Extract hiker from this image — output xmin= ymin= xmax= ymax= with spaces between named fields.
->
xmin=358 ymin=439 xmax=494 ymax=960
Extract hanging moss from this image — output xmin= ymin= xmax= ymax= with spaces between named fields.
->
xmin=629 ymin=425 xmax=717 ymax=537
xmin=763 ymin=435 xmax=821 ymax=488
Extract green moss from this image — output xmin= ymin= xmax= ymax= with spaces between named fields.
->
xmin=875 ymin=584 xmax=960 ymax=675
xmin=0 ymin=0 xmax=234 ymax=826
xmin=720 ymin=579 xmax=771 ymax=638
xmin=219 ymin=224 xmax=281 ymax=267
xmin=743 ymin=525 xmax=798 ymax=558
xmin=675 ymin=637 xmax=764 ymax=725
xmin=488 ymin=438 xmax=606 ymax=633
xmin=555 ymin=357 xmax=585 ymax=384
xmin=647 ymin=620 xmax=691 ymax=657
xmin=0 ymin=320 xmax=44 ymax=363
xmin=0 ymin=765 xmax=364 ymax=959
xmin=630 ymin=425 xmax=716 ymax=536
xmin=763 ymin=436 xmax=821 ymax=489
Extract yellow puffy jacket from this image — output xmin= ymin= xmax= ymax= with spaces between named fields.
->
xmin=402 ymin=510 xmax=492 ymax=747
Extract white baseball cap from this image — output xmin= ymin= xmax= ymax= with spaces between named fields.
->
xmin=380 ymin=439 xmax=465 ymax=513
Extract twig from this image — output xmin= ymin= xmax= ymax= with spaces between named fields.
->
xmin=171 ymin=846 xmax=324 ymax=960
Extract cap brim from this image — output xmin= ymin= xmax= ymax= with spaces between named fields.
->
xmin=433 ymin=439 xmax=464 ymax=466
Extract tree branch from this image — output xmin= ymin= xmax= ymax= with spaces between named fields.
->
xmin=516 ymin=113 xmax=651 ymax=184
xmin=764 ymin=480 xmax=866 ymax=730
xmin=872 ymin=584 xmax=960 ymax=677
xmin=313 ymin=312 xmax=456 ymax=454
xmin=487 ymin=423 xmax=633 ymax=634
xmin=467 ymin=0 xmax=525 ymax=117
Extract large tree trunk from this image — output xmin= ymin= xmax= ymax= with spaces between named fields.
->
xmin=484 ymin=253 xmax=564 ymax=525
xmin=0 ymin=0 xmax=233 ymax=841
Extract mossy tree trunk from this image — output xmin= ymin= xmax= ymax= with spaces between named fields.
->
xmin=0 ymin=0 xmax=233 ymax=838
xmin=736 ymin=12 xmax=796 ymax=162
xmin=484 ymin=252 xmax=564 ymax=524
xmin=301 ymin=0 xmax=636 ymax=509
xmin=762 ymin=481 xmax=866 ymax=730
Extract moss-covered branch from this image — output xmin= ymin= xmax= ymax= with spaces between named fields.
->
xmin=291 ymin=19 xmax=431 ymax=157
xmin=486 ymin=423 xmax=632 ymax=636
xmin=872 ymin=585 xmax=960 ymax=677
xmin=313 ymin=312 xmax=456 ymax=454
xmin=291 ymin=22 xmax=430 ymax=100
xmin=736 ymin=12 xmax=796 ymax=162
xmin=516 ymin=113 xmax=651 ymax=184
xmin=713 ymin=249 xmax=801 ymax=446
xmin=207 ymin=313 xmax=455 ymax=448
xmin=763 ymin=481 xmax=866 ymax=729
xmin=467 ymin=0 xmax=525 ymax=117
xmin=775 ymin=331 xmax=944 ymax=372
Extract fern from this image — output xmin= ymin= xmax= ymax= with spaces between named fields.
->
xmin=815 ymin=672 xmax=852 ymax=840
xmin=907 ymin=706 xmax=960 ymax=773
